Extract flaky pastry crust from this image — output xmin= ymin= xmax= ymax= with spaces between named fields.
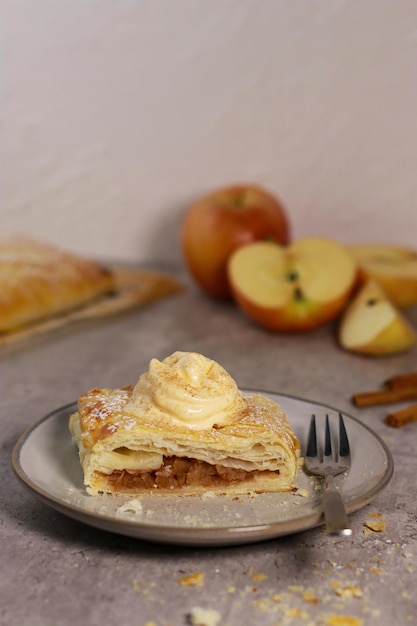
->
xmin=70 ymin=383 xmax=301 ymax=497
xmin=0 ymin=236 xmax=114 ymax=333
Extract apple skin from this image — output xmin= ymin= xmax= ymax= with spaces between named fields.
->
xmin=228 ymin=287 xmax=350 ymax=332
xmin=227 ymin=238 xmax=358 ymax=332
xmin=350 ymin=244 xmax=417 ymax=309
xmin=181 ymin=184 xmax=290 ymax=298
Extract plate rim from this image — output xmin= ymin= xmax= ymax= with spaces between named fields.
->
xmin=11 ymin=390 xmax=394 ymax=546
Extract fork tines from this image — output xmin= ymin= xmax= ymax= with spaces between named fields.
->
xmin=305 ymin=412 xmax=352 ymax=536
xmin=307 ymin=413 xmax=350 ymax=462
xmin=337 ymin=413 xmax=350 ymax=459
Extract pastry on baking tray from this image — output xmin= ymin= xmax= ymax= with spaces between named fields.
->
xmin=69 ymin=351 xmax=301 ymax=496
xmin=0 ymin=236 xmax=114 ymax=333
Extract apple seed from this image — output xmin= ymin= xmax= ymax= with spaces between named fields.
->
xmin=286 ymin=270 xmax=299 ymax=282
xmin=294 ymin=287 xmax=304 ymax=301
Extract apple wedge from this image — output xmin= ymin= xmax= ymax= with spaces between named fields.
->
xmin=339 ymin=280 xmax=417 ymax=356
xmin=350 ymin=244 xmax=417 ymax=309
xmin=227 ymin=238 xmax=357 ymax=332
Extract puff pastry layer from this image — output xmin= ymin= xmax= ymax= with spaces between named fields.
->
xmin=0 ymin=236 xmax=114 ymax=333
xmin=69 ymin=354 xmax=301 ymax=496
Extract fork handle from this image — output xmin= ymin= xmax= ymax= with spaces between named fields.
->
xmin=323 ymin=475 xmax=352 ymax=536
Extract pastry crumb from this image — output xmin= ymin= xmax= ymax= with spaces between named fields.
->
xmin=334 ymin=584 xmax=363 ymax=599
xmin=115 ymin=498 xmax=143 ymax=516
xmin=325 ymin=615 xmax=363 ymax=626
xmin=188 ymin=606 xmax=221 ymax=626
xmin=285 ymin=607 xmax=308 ymax=619
xmin=201 ymin=490 xmax=217 ymax=499
xmin=178 ymin=572 xmax=205 ymax=587
xmin=364 ymin=518 xmax=386 ymax=532
xmin=295 ymin=488 xmax=309 ymax=498
xmin=302 ymin=587 xmax=319 ymax=604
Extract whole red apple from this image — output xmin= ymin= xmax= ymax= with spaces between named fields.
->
xmin=181 ymin=184 xmax=290 ymax=298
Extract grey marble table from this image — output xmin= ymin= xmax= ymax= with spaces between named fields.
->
xmin=1 ymin=268 xmax=416 ymax=626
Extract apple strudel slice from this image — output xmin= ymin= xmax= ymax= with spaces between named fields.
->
xmin=69 ymin=351 xmax=301 ymax=496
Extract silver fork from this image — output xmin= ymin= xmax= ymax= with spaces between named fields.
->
xmin=305 ymin=413 xmax=352 ymax=536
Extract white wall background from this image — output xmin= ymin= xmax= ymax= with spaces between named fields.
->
xmin=1 ymin=0 xmax=417 ymax=265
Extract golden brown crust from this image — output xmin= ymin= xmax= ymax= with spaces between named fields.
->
xmin=0 ymin=236 xmax=114 ymax=332
xmin=77 ymin=386 xmax=133 ymax=450
xmin=70 ymin=385 xmax=301 ymax=496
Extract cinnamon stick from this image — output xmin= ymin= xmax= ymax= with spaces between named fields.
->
xmin=384 ymin=372 xmax=417 ymax=390
xmin=352 ymin=387 xmax=417 ymax=407
xmin=385 ymin=403 xmax=417 ymax=428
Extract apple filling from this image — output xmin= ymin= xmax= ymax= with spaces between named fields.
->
xmin=106 ymin=456 xmax=279 ymax=491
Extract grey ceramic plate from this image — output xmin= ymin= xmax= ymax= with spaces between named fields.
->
xmin=12 ymin=391 xmax=393 ymax=546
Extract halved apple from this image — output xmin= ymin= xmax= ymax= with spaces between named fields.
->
xmin=339 ymin=279 xmax=417 ymax=355
xmin=227 ymin=238 xmax=357 ymax=331
xmin=350 ymin=244 xmax=417 ymax=309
